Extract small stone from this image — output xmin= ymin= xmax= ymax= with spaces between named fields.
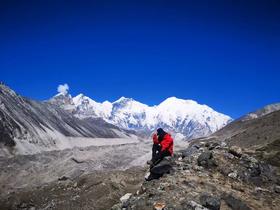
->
xmin=274 ymin=185 xmax=280 ymax=193
xmin=221 ymin=142 xmax=227 ymax=148
xmin=19 ymin=203 xmax=28 ymax=208
xmin=186 ymin=201 xmax=209 ymax=210
xmin=199 ymin=148 xmax=205 ymax=152
xmin=224 ymin=153 xmax=235 ymax=160
xmin=255 ymin=187 xmax=270 ymax=193
xmin=153 ymin=201 xmax=166 ymax=210
xmin=120 ymin=193 xmax=132 ymax=204
xmin=219 ymin=165 xmax=232 ymax=176
xmin=228 ymin=146 xmax=242 ymax=158
xmin=228 ymin=172 xmax=238 ymax=179
xmin=247 ymin=156 xmax=258 ymax=164
xmin=209 ymin=143 xmax=220 ymax=150
xmin=58 ymin=176 xmax=69 ymax=181
xmin=111 ymin=203 xmax=122 ymax=210
xmin=73 ymin=182 xmax=78 ymax=188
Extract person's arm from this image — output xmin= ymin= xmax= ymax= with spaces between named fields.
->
xmin=160 ymin=135 xmax=172 ymax=153
xmin=152 ymin=136 xmax=170 ymax=164
xmin=153 ymin=133 xmax=159 ymax=144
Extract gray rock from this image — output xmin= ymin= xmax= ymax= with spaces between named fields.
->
xmin=185 ymin=200 xmax=209 ymax=210
xmin=58 ymin=176 xmax=69 ymax=181
xmin=183 ymin=145 xmax=200 ymax=158
xmin=228 ymin=146 xmax=243 ymax=158
xmin=120 ymin=193 xmax=132 ymax=208
xmin=228 ymin=172 xmax=238 ymax=179
xmin=274 ymin=185 xmax=280 ymax=193
xmin=197 ymin=151 xmax=217 ymax=168
xmin=111 ymin=203 xmax=122 ymax=210
xmin=219 ymin=165 xmax=232 ymax=176
xmin=208 ymin=143 xmax=220 ymax=150
xmin=220 ymin=142 xmax=227 ymax=148
xmin=223 ymin=194 xmax=251 ymax=210
xmin=199 ymin=193 xmax=221 ymax=210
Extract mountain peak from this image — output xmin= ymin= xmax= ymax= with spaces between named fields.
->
xmin=113 ymin=97 xmax=134 ymax=104
xmin=160 ymin=97 xmax=198 ymax=106
xmin=46 ymin=89 xmax=232 ymax=138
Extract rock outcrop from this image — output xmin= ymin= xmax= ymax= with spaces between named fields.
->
xmin=112 ymin=141 xmax=280 ymax=210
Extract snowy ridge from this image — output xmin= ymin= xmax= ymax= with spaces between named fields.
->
xmin=241 ymin=103 xmax=280 ymax=121
xmin=50 ymin=93 xmax=232 ymax=139
xmin=0 ymin=84 xmax=135 ymax=155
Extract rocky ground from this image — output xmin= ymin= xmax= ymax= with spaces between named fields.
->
xmin=0 ymin=167 xmax=146 ymax=210
xmin=112 ymin=141 xmax=280 ymax=210
xmin=0 ymin=140 xmax=152 ymax=210
xmin=1 ymin=137 xmax=279 ymax=210
xmin=0 ymin=136 xmax=190 ymax=210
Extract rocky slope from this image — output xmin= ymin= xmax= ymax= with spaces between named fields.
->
xmin=0 ymin=93 xmax=279 ymax=210
xmin=0 ymin=84 xmax=133 ymax=155
xmin=109 ymin=105 xmax=280 ymax=210
xmin=211 ymin=108 xmax=280 ymax=149
xmin=241 ymin=103 xmax=280 ymax=121
xmin=112 ymin=141 xmax=280 ymax=210
xmin=49 ymin=92 xmax=232 ymax=139
xmin=207 ymin=107 xmax=280 ymax=169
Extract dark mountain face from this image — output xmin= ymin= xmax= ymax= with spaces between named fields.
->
xmin=198 ymin=107 xmax=280 ymax=168
xmin=241 ymin=103 xmax=280 ymax=121
xmin=0 ymin=84 xmax=132 ymax=155
xmin=212 ymin=110 xmax=280 ymax=149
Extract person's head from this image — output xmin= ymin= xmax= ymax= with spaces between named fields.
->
xmin=156 ymin=128 xmax=167 ymax=141
xmin=157 ymin=128 xmax=165 ymax=136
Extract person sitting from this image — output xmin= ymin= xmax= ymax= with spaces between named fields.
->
xmin=145 ymin=128 xmax=174 ymax=181
xmin=147 ymin=132 xmax=161 ymax=165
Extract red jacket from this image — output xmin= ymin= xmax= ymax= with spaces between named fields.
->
xmin=153 ymin=134 xmax=159 ymax=144
xmin=152 ymin=133 xmax=174 ymax=156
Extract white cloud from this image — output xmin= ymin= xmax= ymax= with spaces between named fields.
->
xmin=57 ymin=83 xmax=69 ymax=95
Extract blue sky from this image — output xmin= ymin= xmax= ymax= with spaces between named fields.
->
xmin=1 ymin=0 xmax=279 ymax=118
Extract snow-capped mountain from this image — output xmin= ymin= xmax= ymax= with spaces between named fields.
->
xmin=0 ymin=84 xmax=134 ymax=155
xmin=50 ymin=93 xmax=232 ymax=139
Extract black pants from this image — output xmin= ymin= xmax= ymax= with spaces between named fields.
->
xmin=152 ymin=143 xmax=161 ymax=162
xmin=150 ymin=156 xmax=172 ymax=177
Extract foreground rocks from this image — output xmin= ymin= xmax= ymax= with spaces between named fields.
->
xmin=0 ymin=167 xmax=145 ymax=210
xmin=112 ymin=142 xmax=280 ymax=210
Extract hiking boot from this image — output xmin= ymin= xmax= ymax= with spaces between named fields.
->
xmin=146 ymin=160 xmax=153 ymax=165
xmin=145 ymin=173 xmax=161 ymax=181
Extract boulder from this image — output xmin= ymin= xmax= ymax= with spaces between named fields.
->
xmin=197 ymin=151 xmax=217 ymax=168
xmin=229 ymin=146 xmax=243 ymax=158
xmin=185 ymin=200 xmax=210 ymax=210
xmin=183 ymin=145 xmax=200 ymax=158
xmin=199 ymin=193 xmax=221 ymax=210
xmin=223 ymin=194 xmax=252 ymax=210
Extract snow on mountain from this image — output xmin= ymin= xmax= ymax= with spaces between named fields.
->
xmin=49 ymin=93 xmax=232 ymax=139
xmin=72 ymin=94 xmax=112 ymax=118
xmin=0 ymin=84 xmax=134 ymax=156
xmin=241 ymin=103 xmax=280 ymax=121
